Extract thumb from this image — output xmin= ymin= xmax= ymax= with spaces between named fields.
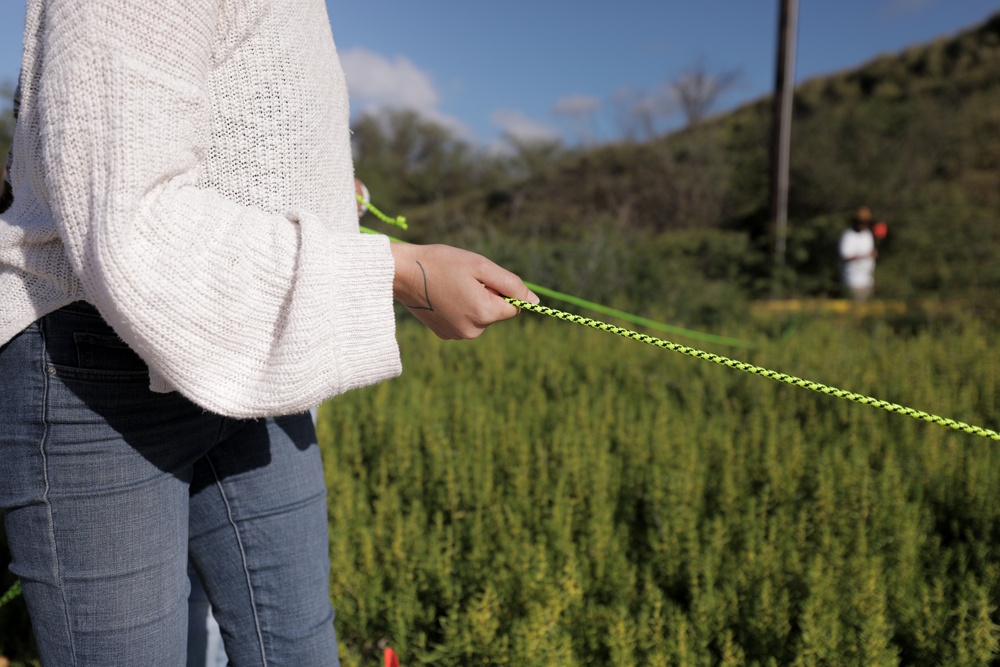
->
xmin=479 ymin=265 xmax=538 ymax=305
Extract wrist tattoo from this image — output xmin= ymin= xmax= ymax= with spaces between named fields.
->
xmin=404 ymin=260 xmax=434 ymax=311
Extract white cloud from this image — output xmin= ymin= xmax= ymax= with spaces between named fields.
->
xmin=552 ymin=94 xmax=601 ymax=117
xmin=341 ymin=47 xmax=439 ymax=111
xmin=340 ymin=47 xmax=475 ymax=141
xmin=489 ymin=108 xmax=561 ymax=144
xmin=340 ymin=48 xmax=564 ymax=149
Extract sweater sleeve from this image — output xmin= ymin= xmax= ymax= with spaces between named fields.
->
xmin=36 ymin=0 xmax=401 ymax=418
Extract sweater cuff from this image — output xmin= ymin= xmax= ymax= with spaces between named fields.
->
xmin=320 ymin=230 xmax=401 ymax=394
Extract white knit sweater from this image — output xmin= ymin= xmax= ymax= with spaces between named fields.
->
xmin=0 ymin=0 xmax=402 ymax=418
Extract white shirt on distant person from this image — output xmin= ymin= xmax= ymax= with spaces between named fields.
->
xmin=839 ymin=228 xmax=876 ymax=290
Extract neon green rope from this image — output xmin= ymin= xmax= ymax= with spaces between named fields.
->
xmin=358 ymin=227 xmax=754 ymax=348
xmin=359 ymin=194 xmax=407 ymax=230
xmin=0 ymin=580 xmax=21 ymax=610
xmin=523 ymin=283 xmax=754 ymax=349
xmin=360 ymin=225 xmax=402 ymax=242
xmin=356 ymin=193 xmax=754 ymax=348
xmin=507 ymin=298 xmax=1000 ymax=441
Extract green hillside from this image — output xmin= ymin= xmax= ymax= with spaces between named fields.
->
xmin=2 ymin=13 xmax=997 ymax=321
xmin=354 ymin=11 xmax=1000 ymax=324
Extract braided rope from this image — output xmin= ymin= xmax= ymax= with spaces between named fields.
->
xmin=507 ymin=298 xmax=1000 ymax=441
xmin=358 ymin=194 xmax=408 ymax=230
xmin=354 ymin=195 xmax=995 ymax=439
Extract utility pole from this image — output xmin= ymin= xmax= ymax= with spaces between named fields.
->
xmin=770 ymin=0 xmax=798 ymax=295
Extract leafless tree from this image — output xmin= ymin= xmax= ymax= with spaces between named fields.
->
xmin=672 ymin=60 xmax=741 ymax=126
xmin=610 ymin=84 xmax=676 ymax=142
xmin=552 ymin=94 xmax=601 ymax=146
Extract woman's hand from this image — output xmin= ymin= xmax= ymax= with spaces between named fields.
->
xmin=390 ymin=243 xmax=538 ymax=340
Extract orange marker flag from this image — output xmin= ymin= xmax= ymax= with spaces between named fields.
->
xmin=384 ymin=646 xmax=400 ymax=667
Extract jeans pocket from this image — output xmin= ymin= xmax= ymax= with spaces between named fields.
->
xmin=74 ymin=332 xmax=147 ymax=372
xmin=48 ymin=332 xmax=149 ymax=383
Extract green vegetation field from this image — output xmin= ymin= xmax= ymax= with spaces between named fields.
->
xmin=319 ymin=313 xmax=999 ymax=667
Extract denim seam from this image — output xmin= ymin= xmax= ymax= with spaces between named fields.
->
xmin=207 ymin=455 xmax=269 ymax=667
xmin=38 ymin=317 xmax=78 ymax=665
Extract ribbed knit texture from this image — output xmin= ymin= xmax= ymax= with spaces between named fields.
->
xmin=0 ymin=0 xmax=402 ymax=418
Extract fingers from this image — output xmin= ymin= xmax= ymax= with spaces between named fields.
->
xmin=474 ymin=260 xmax=539 ymax=305
xmin=471 ymin=263 xmax=539 ymax=328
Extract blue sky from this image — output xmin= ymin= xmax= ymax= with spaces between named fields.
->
xmin=3 ymin=1 xmax=999 ymax=150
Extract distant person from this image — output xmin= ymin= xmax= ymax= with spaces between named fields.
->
xmin=839 ymin=206 xmax=878 ymax=301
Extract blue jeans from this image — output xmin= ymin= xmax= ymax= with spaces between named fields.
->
xmin=188 ymin=564 xmax=229 ymax=667
xmin=0 ymin=302 xmax=340 ymax=667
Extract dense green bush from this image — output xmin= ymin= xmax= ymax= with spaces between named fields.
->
xmin=320 ymin=314 xmax=1000 ymax=666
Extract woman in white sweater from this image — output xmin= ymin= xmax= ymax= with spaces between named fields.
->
xmin=0 ymin=1 xmax=536 ymax=665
